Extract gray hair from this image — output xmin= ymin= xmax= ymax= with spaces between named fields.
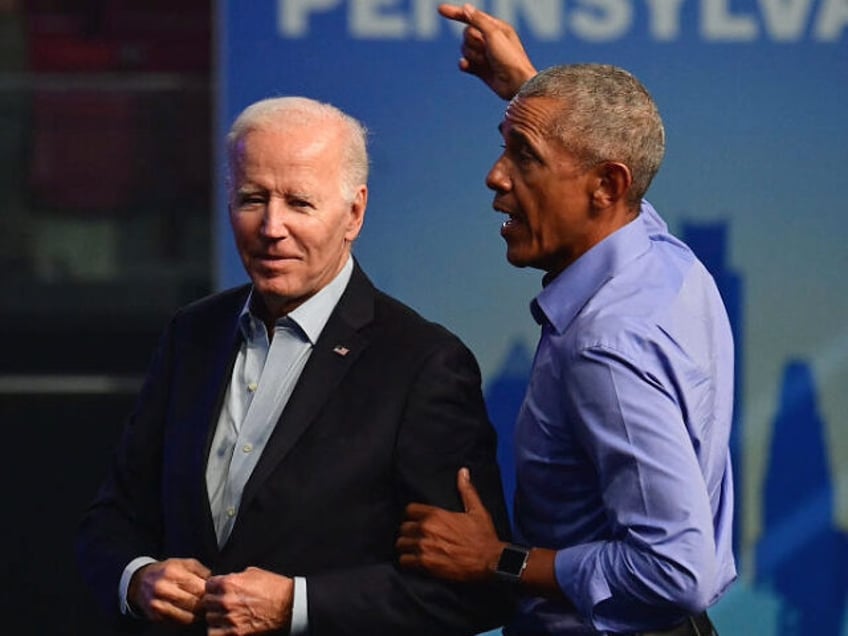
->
xmin=516 ymin=64 xmax=665 ymax=206
xmin=226 ymin=96 xmax=369 ymax=202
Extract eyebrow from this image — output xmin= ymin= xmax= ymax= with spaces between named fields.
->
xmin=235 ymin=185 xmax=265 ymax=195
xmin=500 ymin=124 xmax=536 ymax=152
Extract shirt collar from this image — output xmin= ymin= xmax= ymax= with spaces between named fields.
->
xmin=238 ymin=256 xmax=354 ymax=345
xmin=532 ymin=200 xmax=659 ymax=334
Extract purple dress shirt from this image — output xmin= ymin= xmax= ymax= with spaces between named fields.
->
xmin=510 ymin=202 xmax=737 ymax=634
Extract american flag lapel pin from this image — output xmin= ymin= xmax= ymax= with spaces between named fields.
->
xmin=333 ymin=345 xmax=350 ymax=357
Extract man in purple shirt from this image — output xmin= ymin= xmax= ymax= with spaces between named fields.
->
xmin=396 ymin=5 xmax=736 ymax=635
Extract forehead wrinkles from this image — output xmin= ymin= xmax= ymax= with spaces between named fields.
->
xmin=503 ymin=96 xmax=559 ymax=140
xmin=235 ymin=127 xmax=344 ymax=183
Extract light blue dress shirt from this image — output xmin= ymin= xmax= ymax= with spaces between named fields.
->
xmin=120 ymin=256 xmax=353 ymax=634
xmin=510 ymin=202 xmax=737 ymax=634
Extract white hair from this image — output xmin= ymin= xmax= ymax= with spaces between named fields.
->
xmin=226 ymin=96 xmax=369 ymax=202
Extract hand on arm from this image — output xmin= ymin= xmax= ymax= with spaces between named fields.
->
xmin=438 ymin=3 xmax=537 ymax=99
xmin=203 ymin=567 xmax=294 ymax=636
xmin=398 ymin=467 xmax=505 ymax=581
xmin=128 ymin=558 xmax=210 ymax=625
xmin=397 ymin=468 xmax=565 ymax=600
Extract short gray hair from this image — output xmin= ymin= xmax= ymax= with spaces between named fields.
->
xmin=516 ymin=64 xmax=665 ymax=206
xmin=226 ymin=96 xmax=369 ymax=202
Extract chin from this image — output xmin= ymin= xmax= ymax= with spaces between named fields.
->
xmin=252 ymin=277 xmax=297 ymax=298
xmin=505 ymin=251 xmax=531 ymax=269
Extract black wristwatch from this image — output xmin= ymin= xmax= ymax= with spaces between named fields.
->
xmin=494 ymin=544 xmax=530 ymax=581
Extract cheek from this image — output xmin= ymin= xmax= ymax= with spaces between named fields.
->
xmin=525 ymin=188 xmax=559 ymax=233
xmin=302 ymin=216 xmax=345 ymax=249
xmin=230 ymin=214 xmax=259 ymax=242
xmin=515 ymin=193 xmax=544 ymax=236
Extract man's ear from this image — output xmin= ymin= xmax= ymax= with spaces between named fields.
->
xmin=345 ymin=185 xmax=368 ymax=241
xmin=591 ymin=162 xmax=632 ymax=209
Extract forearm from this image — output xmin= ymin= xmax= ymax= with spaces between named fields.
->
xmin=520 ymin=547 xmax=570 ymax=602
xmin=553 ymin=534 xmax=717 ymax=634
xmin=545 ymin=348 xmax=721 ymax=628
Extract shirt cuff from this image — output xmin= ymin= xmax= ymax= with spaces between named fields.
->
xmin=119 ymin=556 xmax=158 ymax=617
xmin=554 ymin=542 xmax=610 ymax=622
xmin=290 ymin=576 xmax=308 ymax=634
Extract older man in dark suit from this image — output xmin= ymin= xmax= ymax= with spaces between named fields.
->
xmin=76 ymin=96 xmax=512 ymax=635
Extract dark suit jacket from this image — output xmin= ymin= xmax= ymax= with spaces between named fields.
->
xmin=76 ymin=261 xmax=513 ymax=635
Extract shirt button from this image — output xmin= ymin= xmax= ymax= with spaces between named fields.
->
xmin=227 ymin=507 xmax=236 ymax=517
xmin=247 ymin=382 xmax=258 ymax=393
xmin=242 ymin=443 xmax=253 ymax=453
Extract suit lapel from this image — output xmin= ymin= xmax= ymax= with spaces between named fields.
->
xmin=237 ymin=262 xmax=376 ymax=515
xmin=179 ymin=287 xmax=248 ymax=558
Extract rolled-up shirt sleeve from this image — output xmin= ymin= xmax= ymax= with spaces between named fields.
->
xmin=553 ymin=345 xmax=717 ymax=633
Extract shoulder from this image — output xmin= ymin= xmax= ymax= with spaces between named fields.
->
xmin=166 ymin=284 xmax=250 ymax=338
xmin=372 ymin=287 xmax=474 ymax=361
xmin=348 ymin=262 xmax=466 ymax=349
xmin=565 ymin=248 xmax=725 ymax=379
xmin=175 ymin=284 xmax=250 ymax=318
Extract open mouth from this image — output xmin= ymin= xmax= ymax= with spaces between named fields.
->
xmin=497 ymin=208 xmax=522 ymax=236
xmin=494 ymin=202 xmax=520 ymax=232
xmin=501 ymin=215 xmax=518 ymax=230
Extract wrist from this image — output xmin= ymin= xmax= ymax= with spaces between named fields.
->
xmin=486 ymin=540 xmax=508 ymax=577
xmin=493 ymin=543 xmax=531 ymax=582
xmin=506 ymin=64 xmax=537 ymax=99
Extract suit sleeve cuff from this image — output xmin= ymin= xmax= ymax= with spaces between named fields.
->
xmin=290 ymin=576 xmax=309 ymax=634
xmin=119 ymin=556 xmax=158 ymax=617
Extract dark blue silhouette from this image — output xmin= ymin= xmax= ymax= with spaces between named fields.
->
xmin=756 ymin=361 xmax=848 ymax=635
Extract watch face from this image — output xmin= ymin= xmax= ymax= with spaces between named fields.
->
xmin=497 ymin=545 xmax=529 ymax=577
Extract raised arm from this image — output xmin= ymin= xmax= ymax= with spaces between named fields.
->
xmin=438 ymin=3 xmax=537 ymax=99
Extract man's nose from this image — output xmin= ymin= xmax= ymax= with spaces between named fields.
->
xmin=485 ymin=155 xmax=510 ymax=192
xmin=261 ymin=198 xmax=289 ymax=238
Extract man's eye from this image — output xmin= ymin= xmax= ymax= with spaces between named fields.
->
xmin=288 ymin=197 xmax=314 ymax=209
xmin=517 ymin=145 xmax=537 ymax=163
xmin=504 ymin=140 xmax=537 ymax=166
xmin=238 ymin=194 xmax=265 ymax=207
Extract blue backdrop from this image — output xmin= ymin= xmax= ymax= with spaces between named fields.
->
xmin=215 ymin=2 xmax=848 ymax=633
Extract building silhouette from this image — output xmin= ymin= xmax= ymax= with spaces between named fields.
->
xmin=755 ymin=361 xmax=848 ymax=635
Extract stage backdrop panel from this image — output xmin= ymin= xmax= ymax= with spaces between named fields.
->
xmin=216 ymin=2 xmax=848 ymax=633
